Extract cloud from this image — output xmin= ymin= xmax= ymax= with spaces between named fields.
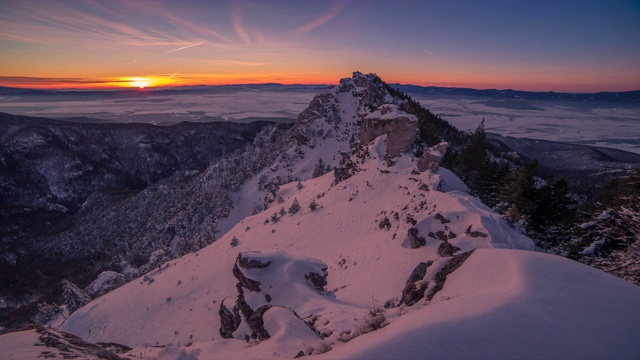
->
xmin=0 ymin=76 xmax=127 ymax=87
xmin=295 ymin=0 xmax=350 ymax=35
xmin=231 ymin=2 xmax=251 ymax=44
xmin=0 ymin=31 xmax=47 ymax=44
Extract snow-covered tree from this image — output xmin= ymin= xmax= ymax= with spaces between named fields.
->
xmin=62 ymin=279 xmax=90 ymax=314
xmin=288 ymin=198 xmax=301 ymax=214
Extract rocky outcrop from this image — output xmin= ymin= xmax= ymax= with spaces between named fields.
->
xmin=465 ymin=225 xmax=488 ymax=238
xmin=305 ymin=270 xmax=328 ymax=291
xmin=233 ymin=253 xmax=263 ymax=292
xmin=219 ymin=300 xmax=241 ymax=339
xmin=400 ymin=261 xmax=433 ymax=306
xmin=34 ymin=326 xmax=129 ymax=360
xmin=359 ymin=104 xmax=417 ymax=157
xmin=438 ymin=241 xmax=461 ymax=257
xmin=426 ymin=249 xmax=475 ymax=301
xmin=407 ymin=227 xmax=427 ymax=248
xmin=417 ymin=142 xmax=448 ymax=172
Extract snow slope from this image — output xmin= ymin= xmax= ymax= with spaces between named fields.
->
xmin=323 ymin=248 xmax=640 ymax=359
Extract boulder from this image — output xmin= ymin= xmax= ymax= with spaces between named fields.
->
xmin=417 ymin=142 xmax=448 ymax=172
xmin=359 ymin=104 xmax=417 ymax=157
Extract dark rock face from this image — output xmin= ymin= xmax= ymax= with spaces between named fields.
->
xmin=407 ymin=227 xmax=427 ymax=248
xmin=359 ymin=104 xmax=417 ymax=158
xmin=400 ymin=261 xmax=433 ymax=306
xmin=438 ymin=241 xmax=461 ymax=257
xmin=426 ymin=249 xmax=476 ymax=301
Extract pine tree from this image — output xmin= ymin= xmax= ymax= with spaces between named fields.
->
xmin=62 ymin=279 xmax=90 ymax=314
xmin=313 ymin=158 xmax=327 ymax=178
xmin=288 ymin=198 xmax=301 ymax=214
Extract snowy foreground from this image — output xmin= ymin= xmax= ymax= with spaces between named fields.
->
xmin=2 ymin=73 xmax=639 ymax=359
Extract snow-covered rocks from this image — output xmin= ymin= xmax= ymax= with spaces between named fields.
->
xmin=84 ymin=271 xmax=126 ymax=299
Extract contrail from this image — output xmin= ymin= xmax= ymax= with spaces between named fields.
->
xmin=423 ymin=49 xmax=439 ymax=58
xmin=167 ymin=71 xmax=179 ymax=80
xmin=164 ymin=42 xmax=204 ymax=54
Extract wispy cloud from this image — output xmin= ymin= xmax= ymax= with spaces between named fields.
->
xmin=423 ymin=49 xmax=439 ymax=59
xmin=231 ymin=1 xmax=251 ymax=44
xmin=295 ymin=0 xmax=350 ymax=35
xmin=164 ymin=42 xmax=204 ymax=54
xmin=0 ymin=31 xmax=47 ymax=44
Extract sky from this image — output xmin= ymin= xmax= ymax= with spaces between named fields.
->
xmin=0 ymin=0 xmax=639 ymax=92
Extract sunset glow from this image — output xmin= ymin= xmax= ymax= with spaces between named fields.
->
xmin=0 ymin=0 xmax=638 ymax=92
xmin=128 ymin=78 xmax=151 ymax=89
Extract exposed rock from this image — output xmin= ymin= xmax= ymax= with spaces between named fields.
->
xmin=305 ymin=270 xmax=328 ymax=291
xmin=235 ymin=283 xmax=254 ymax=323
xmin=426 ymin=249 xmax=476 ymax=301
xmin=407 ymin=227 xmax=426 ymax=248
xmin=36 ymin=326 xmax=127 ymax=360
xmin=248 ymin=305 xmax=272 ymax=340
xmin=434 ymin=230 xmax=449 ymax=241
xmin=237 ymin=253 xmax=272 ymax=269
xmin=465 ymin=225 xmax=488 ymax=238
xmin=417 ymin=142 xmax=448 ymax=172
xmin=359 ymin=104 xmax=417 ymax=158
xmin=233 ymin=254 xmax=262 ymax=292
xmin=438 ymin=241 xmax=461 ymax=257
xmin=434 ymin=213 xmax=451 ymax=224
xmin=400 ymin=261 xmax=433 ymax=306
xmin=219 ymin=300 xmax=241 ymax=339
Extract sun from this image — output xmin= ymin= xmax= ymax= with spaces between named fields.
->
xmin=129 ymin=77 xmax=151 ymax=89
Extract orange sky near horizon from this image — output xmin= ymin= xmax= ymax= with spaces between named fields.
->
xmin=1 ymin=0 xmax=639 ymax=93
